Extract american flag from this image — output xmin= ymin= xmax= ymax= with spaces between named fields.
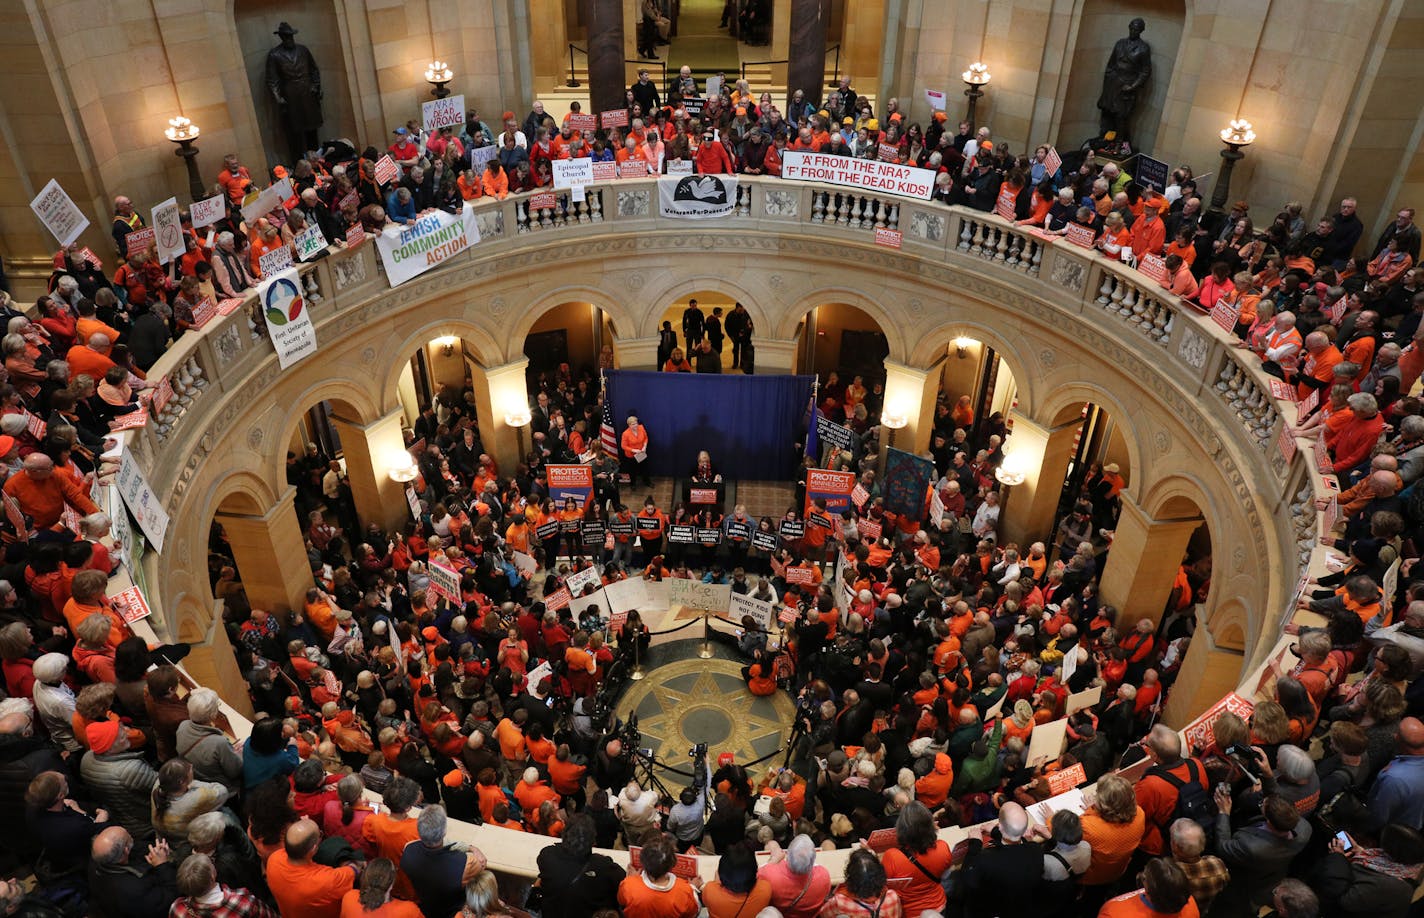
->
xmin=599 ymin=390 xmax=619 ymax=455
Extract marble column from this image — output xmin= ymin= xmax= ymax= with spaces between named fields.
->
xmin=1099 ymin=494 xmax=1203 ymax=630
xmin=214 ymin=488 xmax=313 ymax=620
xmin=469 ymin=358 xmax=532 ymax=473
xmin=787 ymin=0 xmax=830 ymax=107
xmin=329 ymin=407 xmax=411 ymax=535
xmin=584 ymin=0 xmax=627 ymax=117
xmin=1161 ymin=621 xmax=1245 ymax=729
xmin=181 ymin=622 xmax=256 ymax=719
xmin=882 ymin=359 xmax=941 ymax=455
xmin=612 ymin=335 xmax=661 ymax=370
xmin=997 ymin=412 xmax=1080 ymax=548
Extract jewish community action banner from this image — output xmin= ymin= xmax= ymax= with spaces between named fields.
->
xmin=805 ymin=468 xmax=857 ymax=515
xmin=259 ymin=268 xmax=318 ymax=369
xmin=779 ymin=151 xmax=937 ymax=200
xmin=374 ymin=204 xmax=481 ymax=287
xmin=658 ymin=174 xmax=738 ymax=218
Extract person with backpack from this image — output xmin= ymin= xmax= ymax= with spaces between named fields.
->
xmin=1135 ymin=725 xmax=1214 ymax=856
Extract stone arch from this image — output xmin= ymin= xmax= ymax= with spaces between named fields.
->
xmin=1139 ymin=473 xmax=1217 ymax=523
xmin=777 ymin=288 xmax=905 ymax=361
xmin=1206 ymin=597 xmax=1250 ymax=653
xmin=1036 ymin=379 xmax=1146 ymax=504
xmin=377 ymin=317 xmax=505 ymax=412
xmin=209 ymin=470 xmax=281 ymax=517
xmin=639 ymin=276 xmax=776 ymax=341
xmin=271 ymin=387 xmax=380 ymax=489
xmin=907 ymin=319 xmax=1040 ymax=417
xmin=509 ymin=285 xmax=641 ymax=364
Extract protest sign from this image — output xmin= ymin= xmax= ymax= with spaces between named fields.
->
xmin=1210 ymin=299 xmax=1240 ymax=332
xmin=111 ymin=410 xmax=149 ymax=431
xmin=295 ymin=224 xmax=328 ymax=261
xmin=604 ymin=577 xmax=653 ymax=614
xmin=866 ymin=827 xmax=898 ymax=852
xmin=190 ymin=194 xmax=225 ymax=228
xmin=115 ymin=447 xmax=168 ymax=551
xmin=1046 ymin=762 xmax=1087 ymax=796
xmin=544 ymin=586 xmax=572 ymax=611
xmin=1267 ymin=379 xmax=1298 ymax=402
xmin=190 ymin=296 xmax=217 ymax=328
xmin=667 ymin=160 xmax=695 ymax=175
xmin=151 ymin=197 xmax=186 ymax=264
xmin=112 ymin=586 xmax=153 ymax=625
xmin=659 ymin=175 xmax=737 ymax=219
xmin=729 ymin=592 xmax=774 ymax=632
xmin=591 ymin=161 xmax=618 ymax=182
xmin=780 ymin=151 xmax=936 ymax=200
xmin=874 ymin=228 xmax=903 ymax=248
xmin=923 ymin=89 xmax=946 ymax=111
xmin=30 ymin=179 xmax=89 ymax=246
xmin=553 ymin=158 xmax=595 ymax=190
xmin=470 ymin=146 xmax=498 ymax=172
xmin=1064 ymin=223 xmax=1096 ymax=248
xmin=600 ymin=109 xmax=629 ymax=129
xmin=373 ymin=155 xmax=400 ymax=186
xmin=806 ymin=469 xmax=857 ymax=515
xmin=345 ymin=224 xmax=366 ymax=248
xmin=1300 ymin=388 xmax=1321 ymax=416
xmin=1043 ymin=146 xmax=1063 ymax=176
xmin=427 ymin=558 xmax=461 ymax=605
xmin=258 ymin=268 xmax=318 ymax=369
xmin=697 ymin=528 xmax=722 ymax=546
xmin=258 ymin=245 xmax=294 ymax=276
xmin=530 ymin=191 xmax=556 ymax=211
xmin=883 ymin=448 xmax=934 ymax=521
xmin=778 ymin=519 xmax=805 ymax=540
xmin=1026 ymin=718 xmax=1070 ymax=767
xmin=669 ymin=579 xmax=731 ymax=614
xmin=1278 ymin=427 xmax=1297 ymax=464
xmin=240 ymin=178 xmax=294 ymax=222
xmin=373 ymin=205 xmax=480 ymax=287
xmin=878 ymin=143 xmax=900 ymax=162
xmin=567 ymin=113 xmax=597 ymax=133
xmin=422 ymin=94 xmax=466 ymax=132
xmin=857 ymin=518 xmax=882 ymax=542
xmin=851 ymin=485 xmax=869 ymax=509
xmin=125 ymin=227 xmax=155 ymax=257
xmin=566 ymin=564 xmax=602 ymax=597
xmin=751 ymin=530 xmax=777 ymax=552
xmin=1138 ymin=253 xmax=1168 ymax=284
xmin=546 ymin=465 xmax=594 ymax=507
xmin=1182 ymin=692 xmax=1255 ymax=753
xmin=1134 ymin=154 xmax=1170 ymax=193
xmin=815 ymin=415 xmax=855 ymax=451
xmin=785 ymin=566 xmax=814 ymax=586
xmin=994 ymin=187 xmax=1017 ymax=221
xmin=1065 ymin=685 xmax=1102 ymax=716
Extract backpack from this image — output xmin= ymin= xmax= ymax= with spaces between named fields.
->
xmin=1150 ymin=759 xmax=1216 ymax=838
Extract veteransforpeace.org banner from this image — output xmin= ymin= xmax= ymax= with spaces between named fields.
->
xmin=779 ymin=150 xmax=937 ymax=200
xmin=374 ymin=204 xmax=481 ymax=287
xmin=259 ymin=268 xmax=318 ymax=369
xmin=658 ymin=175 xmax=738 ymax=219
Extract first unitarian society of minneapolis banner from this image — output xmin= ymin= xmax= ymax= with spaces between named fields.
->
xmin=373 ymin=204 xmax=482 ymax=287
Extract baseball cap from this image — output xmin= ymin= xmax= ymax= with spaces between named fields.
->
xmin=842 ymin=117 xmax=853 ymax=125
xmin=87 ymin=720 xmax=121 ymax=754
xmin=394 ymin=127 xmax=408 ymax=136
xmin=443 ymin=770 xmax=465 ymax=788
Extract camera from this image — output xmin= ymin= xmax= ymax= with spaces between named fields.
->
xmin=688 ymin=742 xmax=707 ymax=759
xmin=1222 ymin=743 xmax=1260 ymax=779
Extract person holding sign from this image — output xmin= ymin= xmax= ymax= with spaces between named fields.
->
xmin=635 ymin=496 xmax=667 ymax=564
xmin=621 ymin=415 xmax=651 ymax=487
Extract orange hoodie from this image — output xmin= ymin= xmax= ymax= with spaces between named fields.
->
xmin=914 ymin=753 xmax=954 ymax=808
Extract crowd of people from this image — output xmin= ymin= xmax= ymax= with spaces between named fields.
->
xmin=0 ymin=55 xmax=1421 ymax=918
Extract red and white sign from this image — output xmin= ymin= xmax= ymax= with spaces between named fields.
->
xmin=851 ymin=484 xmax=870 ymax=508
xmin=690 ymin=488 xmax=719 ymax=504
xmin=1328 ymin=301 xmax=1346 ymax=325
xmin=111 ymin=409 xmax=149 ymax=431
xmin=1138 ymin=253 xmax=1168 ymax=284
xmin=567 ymin=114 xmax=597 ymax=134
xmin=112 ymin=585 xmax=153 ymax=624
xmin=422 ymin=94 xmax=466 ymax=132
xmin=780 ymin=150 xmax=937 ymax=200
xmin=1043 ymin=146 xmax=1063 ymax=177
xmin=1299 ymin=388 xmax=1321 ymax=416
xmin=866 ymin=827 xmax=898 ymax=852
xmin=592 ymin=161 xmax=618 ymax=182
xmin=191 ymin=296 xmax=217 ymax=328
xmin=857 ymin=518 xmax=882 ymax=542
xmin=628 ymin=846 xmax=699 ymax=879
xmin=778 ymin=606 xmax=798 ymax=624
xmin=339 ymin=189 xmax=359 ymax=213
xmin=786 ymin=566 xmax=814 ymax=586
xmin=1278 ymin=427 xmax=1297 ymax=463
xmin=190 ymin=194 xmax=226 ymax=229
xmin=544 ymin=586 xmax=572 ymax=611
xmin=600 ymin=109 xmax=629 ymax=129
xmin=373 ymin=155 xmax=400 ymax=186
xmin=1315 ymin=435 xmax=1333 ymax=475
xmin=1268 ymin=379 xmax=1299 ymax=402
xmin=427 ymin=559 xmax=462 ymax=605
xmin=529 ymin=192 xmax=556 ymax=211
xmin=1045 ymin=762 xmax=1087 ymax=795
xmin=994 ymin=188 xmax=1017 ymax=221
xmin=1209 ymin=300 xmax=1240 ymax=333
xmin=923 ymin=89 xmax=946 ymax=111
xmin=874 ymin=228 xmax=902 ymax=249
xmin=125 ymin=227 xmax=155 ymax=257
xmin=344 ymin=224 xmax=366 ymax=248
xmin=1182 ymin=692 xmax=1254 ymax=752
xmin=23 ymin=412 xmax=45 ymax=441
xmin=1064 ymin=223 xmax=1096 ymax=248
xmin=152 ymin=376 xmax=174 ymax=415
xmin=216 ymin=297 xmax=246 ymax=316
xmin=877 ymin=143 xmax=900 ymax=163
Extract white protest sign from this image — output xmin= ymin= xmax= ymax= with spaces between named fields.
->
xmin=240 ymin=178 xmax=294 ymax=222
xmin=729 ymin=592 xmax=774 ymax=632
xmin=428 ymin=558 xmax=462 ymax=605
xmin=668 ymin=578 xmax=731 ymax=613
xmin=258 ymin=245 xmax=294 ymax=277
xmin=471 ymin=145 xmax=498 ymax=171
xmin=373 ymin=204 xmax=481 ymax=287
xmin=1026 ymin=717 xmax=1070 ymax=767
xmin=422 ymin=94 xmax=466 ymax=132
xmin=190 ymin=193 xmax=226 ymax=228
xmin=30 ymin=179 xmax=89 ymax=246
xmin=1065 ymin=685 xmax=1102 ymax=716
xmin=566 ymin=564 xmax=602 ymax=597
xmin=924 ymin=89 xmax=946 ymax=111
xmin=780 ymin=150 xmax=937 ymax=200
xmin=151 ymin=197 xmax=186 ymax=265
xmin=294 ymin=224 xmax=328 ymax=262
xmin=705 ymin=75 xmax=723 ymax=100
xmin=603 ymin=577 xmax=653 ymax=614
xmin=552 ymin=158 xmax=595 ymax=190
xmin=258 ymin=267 xmax=318 ymax=369
xmin=115 ymin=446 xmax=169 ymax=552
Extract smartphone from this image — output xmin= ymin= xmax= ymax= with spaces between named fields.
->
xmin=1335 ymin=830 xmax=1352 ymax=851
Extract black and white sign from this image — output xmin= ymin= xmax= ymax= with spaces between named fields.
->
xmin=816 ymin=415 xmax=855 ymax=451
xmin=668 ymin=524 xmax=697 ymax=544
xmin=658 ymin=175 xmax=737 ymax=219
xmin=778 ymin=519 xmax=805 ymax=540
xmin=751 ymin=530 xmax=778 ymax=552
xmin=1135 ymin=155 xmax=1170 ymax=193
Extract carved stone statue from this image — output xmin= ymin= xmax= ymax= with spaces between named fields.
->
xmin=1096 ymin=18 xmax=1151 ymax=143
xmin=266 ymin=22 xmax=323 ymax=162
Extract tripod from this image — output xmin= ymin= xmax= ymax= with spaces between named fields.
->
xmin=627 ymin=746 xmax=678 ymax=803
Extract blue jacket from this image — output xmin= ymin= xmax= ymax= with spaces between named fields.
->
xmin=385 ymin=190 xmax=417 ymax=223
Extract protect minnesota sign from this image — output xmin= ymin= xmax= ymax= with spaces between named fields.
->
xmin=373 ymin=205 xmax=482 ymax=287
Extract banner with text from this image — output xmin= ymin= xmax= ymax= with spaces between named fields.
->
xmin=30 ymin=179 xmax=90 ymax=246
xmin=151 ymin=197 xmax=186 ymax=264
xmin=422 ymin=94 xmax=466 ymax=132
xmin=258 ymin=268 xmax=318 ymax=369
xmin=780 ymin=150 xmax=936 ymax=200
xmin=373 ymin=204 xmax=481 ymax=287
xmin=805 ymin=468 xmax=857 ymax=515
xmin=658 ymin=175 xmax=738 ymax=219
xmin=546 ymin=464 xmax=594 ymax=507
xmin=427 ymin=558 xmax=461 ymax=605
xmin=115 ymin=446 xmax=169 ymax=552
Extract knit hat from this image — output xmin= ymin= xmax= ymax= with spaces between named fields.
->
xmin=0 ymin=436 xmax=15 ymax=456
xmin=422 ymin=626 xmax=440 ymax=641
xmin=443 ymin=770 xmax=465 ymax=788
xmin=33 ymin=653 xmax=68 ymax=684
xmin=866 ymin=119 xmax=879 ymax=131
xmin=87 ymin=719 xmax=121 ymax=754
xmin=933 ymin=112 xmax=948 ymax=122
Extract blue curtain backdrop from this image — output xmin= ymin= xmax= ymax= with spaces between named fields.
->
xmin=604 ymin=371 xmax=815 ymax=480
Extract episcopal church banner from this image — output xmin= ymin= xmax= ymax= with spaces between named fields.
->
xmin=374 ymin=204 xmax=481 ymax=286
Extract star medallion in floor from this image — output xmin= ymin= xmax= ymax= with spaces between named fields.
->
xmin=617 ymin=657 xmax=795 ymax=780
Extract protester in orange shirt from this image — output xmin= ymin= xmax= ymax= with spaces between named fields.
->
xmin=62 ymin=569 xmax=131 ymax=649
xmin=6 ymin=454 xmax=99 ymax=532
xmin=267 ymin=819 xmax=358 ymax=918
xmin=339 ymin=858 xmax=422 ymax=918
xmin=1098 ymin=858 xmax=1200 ymax=918
xmin=621 ymin=415 xmax=651 ymax=488
xmin=217 ymin=154 xmax=254 ymax=206
xmin=617 ymin=834 xmax=700 ymax=918
xmin=361 ymin=778 xmax=422 ymax=900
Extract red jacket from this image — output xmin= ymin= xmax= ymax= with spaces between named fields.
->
xmin=695 ymin=142 xmax=734 ymax=175
xmin=1332 ymin=413 xmax=1384 ymax=474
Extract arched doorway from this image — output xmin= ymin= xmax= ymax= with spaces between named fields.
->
xmin=658 ymin=291 xmax=753 ymax=373
xmin=794 ymin=302 xmax=889 ymax=390
xmin=281 ymin=395 xmax=372 ymax=549
xmin=936 ymin=335 xmax=1019 ymax=451
xmin=522 ymin=301 xmax=617 ymax=391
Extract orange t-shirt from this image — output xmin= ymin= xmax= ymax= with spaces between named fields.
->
xmin=618 ymin=875 xmax=701 ymax=918
xmin=338 ymin=889 xmax=422 ymax=918
xmin=360 ymin=814 xmax=420 ymax=899
xmin=267 ymin=851 xmax=356 ymax=918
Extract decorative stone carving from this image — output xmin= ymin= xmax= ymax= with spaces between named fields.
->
xmin=490 ymin=297 xmax=507 ymax=317
xmin=213 ymin=325 xmax=242 ymax=368
xmin=331 ymin=252 xmax=368 ymax=291
xmin=1233 ymin=546 xmax=1246 ymax=573
xmin=361 ymin=347 xmax=376 ymax=365
xmin=626 ymin=274 xmax=646 ymax=292
xmin=1153 ymin=430 xmax=1171 ymax=455
xmin=763 ymin=190 xmax=798 ymax=217
xmin=908 ymin=298 xmax=924 ymax=316
xmin=1051 ymin=257 xmax=1086 ymax=293
xmin=768 ymin=274 xmax=784 ymax=290
xmin=247 ymin=428 xmax=264 ymax=450
xmin=1039 ymin=349 xmax=1057 ymax=369
xmin=476 ymin=210 xmax=504 ymax=239
xmin=617 ymin=190 xmax=650 ymax=217
xmin=909 ymin=210 xmax=944 ymax=242
xmin=1177 ymin=329 xmax=1208 ymax=369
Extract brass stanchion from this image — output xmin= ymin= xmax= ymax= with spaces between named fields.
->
xmin=697 ymin=609 xmax=714 ymax=659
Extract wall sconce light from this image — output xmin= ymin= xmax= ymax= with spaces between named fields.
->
xmin=1209 ymin=118 xmax=1255 ymax=216
xmin=505 ymin=407 xmax=533 ymax=458
xmin=962 ymin=63 xmax=990 ymax=130
xmin=387 ymin=453 xmax=419 ymax=483
xmin=164 ymin=116 xmax=207 ymax=204
xmin=425 ymin=61 xmax=453 ymax=99
xmin=953 ymin=336 xmax=975 ymax=359
xmin=994 ymin=450 xmax=1028 ymax=487
xmin=432 ymin=335 xmax=458 ymax=357
xmin=880 ymin=409 xmax=909 ymax=451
